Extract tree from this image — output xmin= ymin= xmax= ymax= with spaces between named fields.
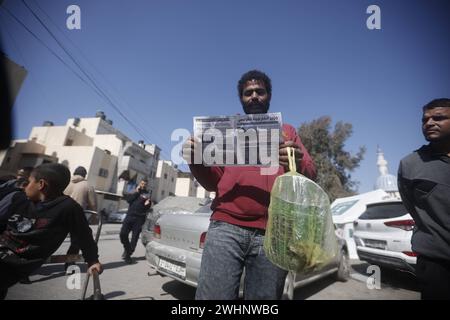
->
xmin=298 ymin=116 xmax=366 ymax=202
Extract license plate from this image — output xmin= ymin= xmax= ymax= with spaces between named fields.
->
xmin=158 ymin=258 xmax=186 ymax=279
xmin=364 ymin=239 xmax=387 ymax=250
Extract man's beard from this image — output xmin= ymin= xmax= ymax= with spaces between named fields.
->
xmin=242 ymin=102 xmax=270 ymax=114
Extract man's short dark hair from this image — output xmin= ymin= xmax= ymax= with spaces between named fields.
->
xmin=423 ymin=98 xmax=450 ymax=111
xmin=237 ymin=70 xmax=272 ymax=98
xmin=73 ymin=166 xmax=87 ymax=178
xmin=32 ymin=163 xmax=71 ymax=195
xmin=140 ymin=178 xmax=148 ymax=183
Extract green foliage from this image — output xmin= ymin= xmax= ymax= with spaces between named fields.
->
xmin=298 ymin=116 xmax=366 ymax=202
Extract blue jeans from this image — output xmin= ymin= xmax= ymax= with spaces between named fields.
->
xmin=195 ymin=220 xmax=288 ymax=300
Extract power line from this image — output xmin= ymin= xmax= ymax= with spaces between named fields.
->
xmin=0 ymin=15 xmax=55 ymax=112
xmin=0 ymin=6 xmax=105 ymax=99
xmin=30 ymin=0 xmax=172 ymax=159
xmin=21 ymin=0 xmax=173 ymax=160
xmin=20 ymin=0 xmax=149 ymax=139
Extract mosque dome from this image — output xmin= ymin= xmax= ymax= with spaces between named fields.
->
xmin=374 ymin=146 xmax=399 ymax=194
xmin=375 ymin=174 xmax=398 ymax=192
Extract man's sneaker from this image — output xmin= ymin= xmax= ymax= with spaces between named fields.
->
xmin=121 ymin=251 xmax=127 ymax=259
xmin=124 ymin=256 xmax=133 ymax=264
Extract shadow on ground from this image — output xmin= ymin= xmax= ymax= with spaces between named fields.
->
xmin=351 ymin=262 xmax=419 ymax=292
xmin=100 ymin=256 xmax=146 ymax=270
xmin=29 ymin=263 xmax=87 ymax=283
xmin=161 ymin=280 xmax=196 ymax=300
xmin=292 ymin=275 xmax=338 ymax=300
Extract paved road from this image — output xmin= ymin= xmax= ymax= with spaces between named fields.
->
xmin=6 ymin=224 xmax=420 ymax=300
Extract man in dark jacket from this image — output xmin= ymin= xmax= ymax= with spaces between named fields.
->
xmin=0 ymin=163 xmax=102 ymax=299
xmin=398 ymin=98 xmax=450 ymax=300
xmin=120 ymin=178 xmax=152 ymax=263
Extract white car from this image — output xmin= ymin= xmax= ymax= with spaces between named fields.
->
xmin=353 ymin=200 xmax=416 ymax=273
xmin=331 ymin=189 xmax=392 ymax=260
xmin=146 ymin=204 xmax=350 ymax=299
xmin=140 ymin=196 xmax=209 ymax=246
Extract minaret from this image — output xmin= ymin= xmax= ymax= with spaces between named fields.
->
xmin=375 ymin=146 xmax=400 ymax=199
xmin=376 ymin=145 xmax=389 ymax=176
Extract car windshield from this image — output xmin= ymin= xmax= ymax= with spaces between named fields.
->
xmin=195 ymin=204 xmax=212 ymax=214
xmin=359 ymin=202 xmax=408 ymax=220
xmin=331 ymin=200 xmax=358 ymax=216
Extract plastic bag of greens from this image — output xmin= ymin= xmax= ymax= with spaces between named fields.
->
xmin=264 ymin=147 xmax=339 ymax=274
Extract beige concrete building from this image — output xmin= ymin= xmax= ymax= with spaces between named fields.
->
xmin=174 ymin=171 xmax=198 ymax=197
xmin=196 ymin=185 xmax=215 ymax=200
xmin=0 ymin=139 xmax=56 ymax=176
xmin=0 ymin=113 xmax=161 ymax=212
xmin=153 ymin=160 xmax=178 ymax=203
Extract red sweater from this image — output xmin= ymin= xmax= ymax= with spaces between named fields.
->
xmin=189 ymin=124 xmax=317 ymax=230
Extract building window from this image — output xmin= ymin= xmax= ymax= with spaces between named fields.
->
xmin=99 ymin=168 xmax=109 ymax=178
xmin=171 ymin=177 xmax=174 ymax=182
xmin=65 ymin=139 xmax=74 ymax=146
xmin=161 ymin=190 xmax=165 ymax=196
xmin=164 ymin=173 xmax=168 ymax=179
xmin=6 ymin=157 xmax=11 ymax=163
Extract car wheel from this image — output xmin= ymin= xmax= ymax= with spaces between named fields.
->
xmin=336 ymin=249 xmax=350 ymax=282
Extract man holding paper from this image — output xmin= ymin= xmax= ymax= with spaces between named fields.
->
xmin=183 ymin=70 xmax=316 ymax=300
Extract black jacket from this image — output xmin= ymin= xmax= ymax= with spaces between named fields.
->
xmin=0 ymin=181 xmax=29 ymax=232
xmin=398 ymin=145 xmax=450 ymax=261
xmin=125 ymin=190 xmax=152 ymax=217
xmin=0 ymin=194 xmax=99 ymax=265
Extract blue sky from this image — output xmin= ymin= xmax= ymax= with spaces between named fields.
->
xmin=1 ymin=0 xmax=449 ymax=193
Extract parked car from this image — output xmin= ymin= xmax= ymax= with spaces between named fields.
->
xmin=331 ymin=189 xmax=391 ymax=260
xmin=141 ymin=196 xmax=209 ymax=246
xmin=353 ymin=200 xmax=416 ymax=273
xmin=146 ymin=204 xmax=350 ymax=298
xmin=106 ymin=208 xmax=128 ymax=223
